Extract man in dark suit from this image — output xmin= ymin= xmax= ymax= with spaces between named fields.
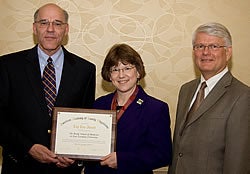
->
xmin=0 ymin=3 xmax=96 ymax=174
xmin=168 ymin=22 xmax=249 ymax=174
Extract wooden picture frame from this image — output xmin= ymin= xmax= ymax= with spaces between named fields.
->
xmin=50 ymin=107 xmax=117 ymax=160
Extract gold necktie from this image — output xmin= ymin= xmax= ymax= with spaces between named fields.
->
xmin=186 ymin=82 xmax=207 ymax=123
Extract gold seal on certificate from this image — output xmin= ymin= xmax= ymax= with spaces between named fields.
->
xmin=50 ymin=107 xmax=117 ymax=160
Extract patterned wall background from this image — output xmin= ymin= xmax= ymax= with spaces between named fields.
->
xmin=0 ymin=0 xmax=249 ymax=172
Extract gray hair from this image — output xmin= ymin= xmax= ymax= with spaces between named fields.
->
xmin=33 ymin=5 xmax=69 ymax=23
xmin=192 ymin=22 xmax=232 ymax=46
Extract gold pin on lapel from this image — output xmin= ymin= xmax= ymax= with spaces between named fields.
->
xmin=137 ymin=99 xmax=144 ymax=105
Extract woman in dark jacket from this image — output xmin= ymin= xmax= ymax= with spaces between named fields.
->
xmin=84 ymin=43 xmax=172 ymax=174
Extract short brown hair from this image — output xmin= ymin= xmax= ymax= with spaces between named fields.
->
xmin=102 ymin=43 xmax=146 ymax=82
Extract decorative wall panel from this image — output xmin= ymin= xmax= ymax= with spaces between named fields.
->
xmin=0 ymin=0 xmax=249 ymax=172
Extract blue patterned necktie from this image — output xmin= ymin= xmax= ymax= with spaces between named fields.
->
xmin=42 ymin=57 xmax=56 ymax=116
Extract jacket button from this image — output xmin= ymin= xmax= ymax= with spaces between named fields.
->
xmin=48 ymin=130 xmax=51 ymax=134
xmin=178 ymin=153 xmax=183 ymax=157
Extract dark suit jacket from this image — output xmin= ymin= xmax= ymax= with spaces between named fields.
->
xmin=84 ymin=85 xmax=172 ymax=174
xmin=168 ymin=72 xmax=250 ymax=174
xmin=0 ymin=45 xmax=96 ymax=174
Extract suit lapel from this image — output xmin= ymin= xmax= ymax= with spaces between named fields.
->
xmin=24 ymin=46 xmax=48 ymax=114
xmin=179 ymin=79 xmax=200 ymax=135
xmin=55 ymin=48 xmax=77 ymax=106
xmin=118 ymin=86 xmax=145 ymax=128
xmin=185 ymin=72 xmax=232 ymax=127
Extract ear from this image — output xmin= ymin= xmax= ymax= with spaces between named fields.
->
xmin=226 ymin=46 xmax=232 ymax=61
xmin=64 ymin=23 xmax=69 ymax=36
xmin=137 ymin=71 xmax=140 ymax=79
xmin=33 ymin=23 xmax=37 ymax=35
xmin=109 ymin=75 xmax=113 ymax=82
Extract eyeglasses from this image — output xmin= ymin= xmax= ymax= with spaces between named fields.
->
xmin=34 ymin=19 xmax=67 ymax=29
xmin=110 ymin=66 xmax=135 ymax=75
xmin=193 ymin=44 xmax=227 ymax=51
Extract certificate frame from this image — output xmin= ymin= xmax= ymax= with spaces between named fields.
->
xmin=50 ymin=107 xmax=117 ymax=161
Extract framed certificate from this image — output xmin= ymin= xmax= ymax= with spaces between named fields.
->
xmin=50 ymin=107 xmax=117 ymax=160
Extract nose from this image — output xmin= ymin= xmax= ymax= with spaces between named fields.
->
xmin=46 ymin=22 xmax=55 ymax=31
xmin=202 ymin=46 xmax=211 ymax=54
xmin=118 ymin=69 xmax=125 ymax=77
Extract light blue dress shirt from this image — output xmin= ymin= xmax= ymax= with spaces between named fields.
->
xmin=38 ymin=46 xmax=64 ymax=93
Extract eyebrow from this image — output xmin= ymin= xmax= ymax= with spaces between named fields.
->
xmin=37 ymin=19 xmax=65 ymax=22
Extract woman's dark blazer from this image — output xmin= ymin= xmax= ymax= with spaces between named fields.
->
xmin=84 ymin=85 xmax=172 ymax=174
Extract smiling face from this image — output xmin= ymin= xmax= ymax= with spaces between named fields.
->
xmin=33 ymin=4 xmax=69 ymax=56
xmin=193 ymin=32 xmax=232 ymax=80
xmin=110 ymin=62 xmax=140 ymax=95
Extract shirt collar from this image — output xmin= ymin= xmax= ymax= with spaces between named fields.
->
xmin=201 ymin=67 xmax=229 ymax=92
xmin=37 ymin=46 xmax=63 ymax=65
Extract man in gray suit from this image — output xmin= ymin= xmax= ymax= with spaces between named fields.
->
xmin=168 ymin=22 xmax=249 ymax=174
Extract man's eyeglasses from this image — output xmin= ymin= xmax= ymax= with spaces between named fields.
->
xmin=110 ymin=66 xmax=135 ymax=75
xmin=193 ymin=44 xmax=227 ymax=51
xmin=34 ymin=19 xmax=67 ymax=29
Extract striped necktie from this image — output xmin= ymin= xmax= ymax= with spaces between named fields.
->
xmin=42 ymin=57 xmax=56 ymax=116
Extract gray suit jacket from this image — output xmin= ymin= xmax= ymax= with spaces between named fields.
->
xmin=168 ymin=72 xmax=250 ymax=174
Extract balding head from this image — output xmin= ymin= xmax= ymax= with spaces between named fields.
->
xmin=34 ymin=3 xmax=68 ymax=23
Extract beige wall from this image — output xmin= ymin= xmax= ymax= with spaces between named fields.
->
xmin=0 ymin=0 xmax=249 ymax=172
